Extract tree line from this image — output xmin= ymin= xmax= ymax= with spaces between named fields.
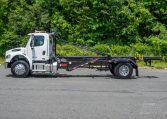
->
xmin=0 ymin=0 xmax=167 ymax=59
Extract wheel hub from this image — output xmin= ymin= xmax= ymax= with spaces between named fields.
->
xmin=14 ymin=64 xmax=26 ymax=75
xmin=119 ymin=65 xmax=129 ymax=77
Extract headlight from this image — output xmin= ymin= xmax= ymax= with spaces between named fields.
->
xmin=6 ymin=54 xmax=11 ymax=59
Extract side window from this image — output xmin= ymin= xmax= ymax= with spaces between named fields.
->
xmin=31 ymin=36 xmax=44 ymax=47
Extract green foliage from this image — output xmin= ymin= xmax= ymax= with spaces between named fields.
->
xmin=93 ymin=44 xmax=110 ymax=54
xmin=110 ymin=45 xmax=131 ymax=56
xmin=0 ymin=57 xmax=4 ymax=64
xmin=131 ymin=43 xmax=152 ymax=56
xmin=146 ymin=36 xmax=167 ymax=56
xmin=0 ymin=0 xmax=167 ymax=60
xmin=57 ymin=44 xmax=97 ymax=56
xmin=0 ymin=31 xmax=21 ymax=56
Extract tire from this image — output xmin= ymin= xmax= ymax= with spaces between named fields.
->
xmin=11 ymin=60 xmax=30 ymax=78
xmin=114 ymin=63 xmax=133 ymax=79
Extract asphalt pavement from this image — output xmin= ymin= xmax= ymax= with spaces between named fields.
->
xmin=0 ymin=65 xmax=167 ymax=119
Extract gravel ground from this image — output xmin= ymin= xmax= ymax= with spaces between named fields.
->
xmin=0 ymin=65 xmax=167 ymax=119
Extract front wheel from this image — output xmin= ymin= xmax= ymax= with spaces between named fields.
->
xmin=11 ymin=60 xmax=30 ymax=78
xmin=114 ymin=63 xmax=133 ymax=79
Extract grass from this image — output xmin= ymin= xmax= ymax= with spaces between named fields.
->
xmin=0 ymin=57 xmax=4 ymax=64
xmin=137 ymin=61 xmax=167 ymax=69
xmin=149 ymin=61 xmax=167 ymax=69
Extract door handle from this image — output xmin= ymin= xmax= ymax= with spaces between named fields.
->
xmin=42 ymin=51 xmax=46 ymax=55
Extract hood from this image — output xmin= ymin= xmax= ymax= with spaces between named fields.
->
xmin=6 ymin=47 xmax=25 ymax=55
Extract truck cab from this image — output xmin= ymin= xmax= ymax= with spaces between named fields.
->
xmin=5 ymin=31 xmax=58 ymax=77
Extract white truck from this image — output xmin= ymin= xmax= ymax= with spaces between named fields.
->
xmin=5 ymin=31 xmax=140 ymax=79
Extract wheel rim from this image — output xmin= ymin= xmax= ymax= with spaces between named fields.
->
xmin=119 ymin=65 xmax=129 ymax=77
xmin=14 ymin=64 xmax=26 ymax=75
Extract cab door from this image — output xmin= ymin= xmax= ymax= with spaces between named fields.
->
xmin=31 ymin=35 xmax=49 ymax=61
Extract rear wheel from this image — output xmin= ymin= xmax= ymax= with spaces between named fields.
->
xmin=11 ymin=60 xmax=29 ymax=78
xmin=114 ymin=63 xmax=133 ymax=79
